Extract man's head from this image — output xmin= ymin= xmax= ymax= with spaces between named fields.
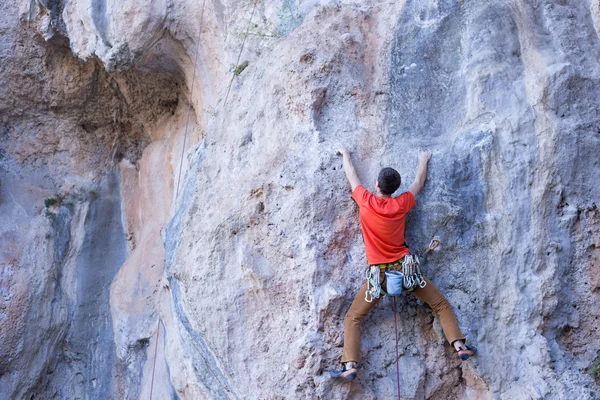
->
xmin=376 ymin=167 xmax=401 ymax=195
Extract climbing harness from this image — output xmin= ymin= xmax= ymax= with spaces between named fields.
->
xmin=364 ymin=238 xmax=439 ymax=301
xmin=364 ymin=259 xmax=405 ymax=301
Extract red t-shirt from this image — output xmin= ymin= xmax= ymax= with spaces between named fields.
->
xmin=351 ymin=185 xmax=416 ymax=265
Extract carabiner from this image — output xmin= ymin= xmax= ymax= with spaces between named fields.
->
xmin=429 ymin=238 xmax=440 ymax=251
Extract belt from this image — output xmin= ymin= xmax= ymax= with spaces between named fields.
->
xmin=372 ymin=258 xmax=405 ymax=270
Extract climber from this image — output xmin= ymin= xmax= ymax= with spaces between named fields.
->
xmin=329 ymin=146 xmax=475 ymax=381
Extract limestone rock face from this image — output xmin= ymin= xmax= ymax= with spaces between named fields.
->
xmin=1 ymin=0 xmax=599 ymax=399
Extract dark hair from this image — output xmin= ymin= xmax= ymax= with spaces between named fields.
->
xmin=377 ymin=167 xmax=401 ymax=195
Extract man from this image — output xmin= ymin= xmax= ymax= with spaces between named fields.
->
xmin=330 ymin=147 xmax=474 ymax=381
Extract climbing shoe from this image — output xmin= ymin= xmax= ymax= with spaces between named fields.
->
xmin=457 ymin=345 xmax=477 ymax=361
xmin=329 ymin=364 xmax=358 ymax=381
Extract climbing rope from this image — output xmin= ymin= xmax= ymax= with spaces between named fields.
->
xmin=175 ymin=0 xmax=207 ymax=197
xmin=151 ymin=0 xmax=206 ymax=398
xmin=384 ymin=238 xmax=441 ymax=399
xmin=149 ymin=321 xmax=161 ymax=399
xmin=392 ymin=296 xmax=401 ymax=400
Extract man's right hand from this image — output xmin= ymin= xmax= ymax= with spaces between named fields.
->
xmin=418 ymin=151 xmax=432 ymax=163
xmin=335 ymin=143 xmax=350 ymax=157
xmin=409 ymin=151 xmax=431 ymax=197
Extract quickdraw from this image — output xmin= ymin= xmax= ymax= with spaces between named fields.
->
xmin=401 ymin=254 xmax=427 ymax=291
xmin=365 ymin=265 xmax=382 ymax=302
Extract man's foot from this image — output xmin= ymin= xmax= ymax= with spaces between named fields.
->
xmin=329 ymin=362 xmax=358 ymax=381
xmin=457 ymin=345 xmax=477 ymax=361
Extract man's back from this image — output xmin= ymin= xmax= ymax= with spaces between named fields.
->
xmin=351 ymin=185 xmax=416 ymax=265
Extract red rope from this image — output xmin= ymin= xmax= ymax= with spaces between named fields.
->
xmin=393 ymin=296 xmax=401 ymax=400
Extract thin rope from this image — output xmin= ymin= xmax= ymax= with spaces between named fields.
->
xmin=393 ymin=296 xmax=401 ymax=400
xmin=175 ymin=0 xmax=207 ymax=198
xmin=149 ymin=320 xmax=161 ymax=399
xmin=151 ymin=1 xmax=259 ymax=398
xmin=151 ymin=2 xmax=206 ymax=399
xmin=223 ymin=0 xmax=259 ymax=106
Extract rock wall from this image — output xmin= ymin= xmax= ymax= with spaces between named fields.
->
xmin=0 ymin=0 xmax=599 ymax=399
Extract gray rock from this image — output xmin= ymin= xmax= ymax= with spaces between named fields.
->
xmin=0 ymin=0 xmax=598 ymax=399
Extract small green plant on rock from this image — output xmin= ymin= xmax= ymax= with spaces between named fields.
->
xmin=277 ymin=0 xmax=302 ymax=37
xmin=591 ymin=354 xmax=600 ymax=379
xmin=45 ymin=198 xmax=58 ymax=208
xmin=233 ymin=60 xmax=249 ymax=77
xmin=44 ymin=198 xmax=60 ymax=219
xmin=235 ymin=1 xmax=284 ymax=40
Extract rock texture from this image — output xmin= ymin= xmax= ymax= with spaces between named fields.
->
xmin=1 ymin=0 xmax=599 ymax=399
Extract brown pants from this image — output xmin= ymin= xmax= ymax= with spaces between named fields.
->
xmin=341 ymin=268 xmax=465 ymax=363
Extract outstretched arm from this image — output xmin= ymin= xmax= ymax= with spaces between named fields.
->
xmin=337 ymin=146 xmax=361 ymax=191
xmin=408 ymin=151 xmax=432 ymax=197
